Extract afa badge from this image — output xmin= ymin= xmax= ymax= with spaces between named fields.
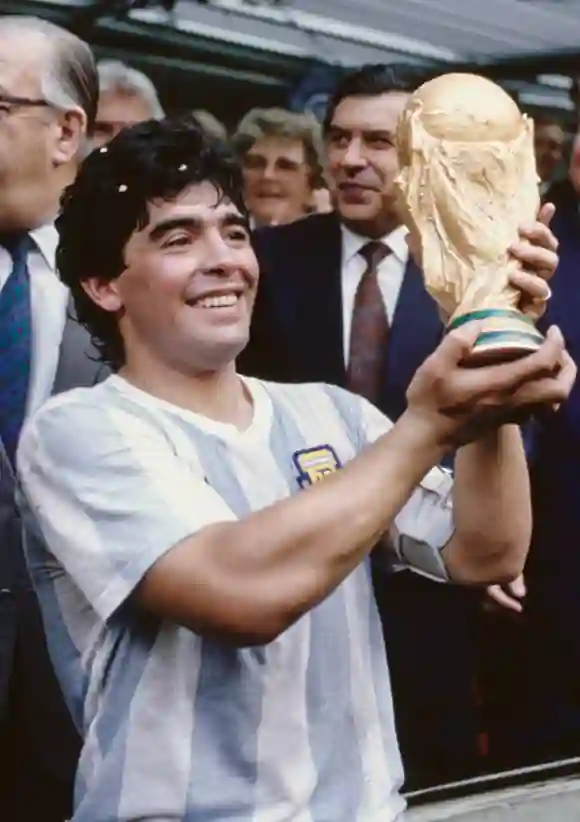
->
xmin=293 ymin=445 xmax=342 ymax=488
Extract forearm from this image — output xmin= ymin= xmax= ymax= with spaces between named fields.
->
xmin=442 ymin=425 xmax=531 ymax=584
xmin=139 ymin=411 xmax=446 ymax=644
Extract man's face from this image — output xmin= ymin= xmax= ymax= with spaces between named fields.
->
xmin=91 ymin=182 xmax=259 ymax=375
xmin=534 ymin=122 xmax=565 ymax=184
xmin=93 ymin=91 xmax=155 ymax=148
xmin=241 ymin=136 xmax=312 ymax=226
xmin=325 ymin=91 xmax=410 ymax=237
xmin=0 ymin=33 xmax=67 ymax=227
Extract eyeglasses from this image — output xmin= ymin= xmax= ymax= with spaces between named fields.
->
xmin=0 ymin=94 xmax=51 ymax=115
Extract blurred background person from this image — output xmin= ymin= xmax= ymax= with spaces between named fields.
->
xmin=93 ymin=59 xmax=164 ymax=148
xmin=534 ymin=116 xmax=566 ymax=197
xmin=233 ymin=106 xmax=324 ymax=226
xmin=0 ymin=15 xmax=102 ymax=822
xmin=546 ymin=125 xmax=580 ymax=210
xmin=568 ymin=127 xmax=580 ymax=194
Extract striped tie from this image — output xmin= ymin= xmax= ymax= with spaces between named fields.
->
xmin=0 ymin=233 xmax=32 ymax=464
xmin=347 ymin=241 xmax=390 ymax=405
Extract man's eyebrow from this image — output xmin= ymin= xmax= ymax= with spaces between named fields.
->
xmin=221 ymin=213 xmax=250 ymax=230
xmin=328 ymin=125 xmax=394 ymax=138
xmin=147 ymin=213 xmax=249 ymax=242
xmin=148 ymin=217 xmax=202 ymax=242
xmin=363 ymin=128 xmax=395 ymax=138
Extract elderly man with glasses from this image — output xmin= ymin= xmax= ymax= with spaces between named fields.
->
xmin=0 ymin=15 xmax=103 ymax=822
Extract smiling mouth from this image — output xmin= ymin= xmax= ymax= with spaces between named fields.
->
xmin=187 ymin=293 xmax=242 ymax=309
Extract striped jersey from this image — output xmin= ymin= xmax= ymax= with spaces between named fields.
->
xmin=17 ymin=375 xmax=454 ymax=822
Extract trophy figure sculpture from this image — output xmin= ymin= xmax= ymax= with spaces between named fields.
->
xmin=395 ymin=73 xmax=544 ymax=365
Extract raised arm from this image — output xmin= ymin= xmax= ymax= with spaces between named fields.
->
xmin=442 ymin=426 xmax=530 ymax=584
xmin=19 ymin=325 xmax=574 ymax=647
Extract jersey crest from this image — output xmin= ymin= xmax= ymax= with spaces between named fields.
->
xmin=293 ymin=445 xmax=342 ymax=488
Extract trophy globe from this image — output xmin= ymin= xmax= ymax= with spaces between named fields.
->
xmin=395 ymin=73 xmax=544 ymax=365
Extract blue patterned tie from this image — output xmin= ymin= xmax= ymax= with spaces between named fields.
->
xmin=0 ymin=233 xmax=33 ymax=464
xmin=347 ymin=241 xmax=391 ymax=404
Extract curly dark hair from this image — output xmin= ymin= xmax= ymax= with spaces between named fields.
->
xmin=322 ymin=63 xmax=432 ymax=135
xmin=57 ymin=115 xmax=248 ymax=371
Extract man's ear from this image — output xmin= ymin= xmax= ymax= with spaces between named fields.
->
xmin=53 ymin=107 xmax=87 ymax=166
xmin=81 ymin=276 xmax=123 ymax=313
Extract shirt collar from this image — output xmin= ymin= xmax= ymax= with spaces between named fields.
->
xmin=29 ymin=222 xmax=58 ymax=271
xmin=341 ymin=222 xmax=409 ymax=266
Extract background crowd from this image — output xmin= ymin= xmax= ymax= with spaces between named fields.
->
xmin=0 ymin=12 xmax=579 ymax=822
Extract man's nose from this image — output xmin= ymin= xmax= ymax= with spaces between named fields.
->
xmin=340 ymin=138 xmax=366 ymax=168
xmin=202 ymin=235 xmax=240 ymax=274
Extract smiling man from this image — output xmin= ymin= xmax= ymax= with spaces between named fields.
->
xmin=15 ymin=117 xmax=576 ymax=822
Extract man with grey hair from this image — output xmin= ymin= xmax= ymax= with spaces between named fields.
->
xmin=0 ymin=15 xmax=100 ymax=822
xmin=94 ymin=59 xmax=164 ymax=147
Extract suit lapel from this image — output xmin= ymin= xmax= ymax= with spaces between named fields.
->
xmin=381 ymin=258 xmax=443 ymax=419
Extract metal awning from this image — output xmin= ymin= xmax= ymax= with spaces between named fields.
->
xmin=285 ymin=0 xmax=580 ymax=62
xmin=113 ymin=0 xmax=580 ymax=114
xmin=1 ymin=0 xmax=578 ymax=117
xmin=122 ymin=0 xmax=580 ymax=68
xmin=460 ymin=47 xmax=580 ymax=79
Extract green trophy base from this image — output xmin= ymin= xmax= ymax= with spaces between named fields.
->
xmin=447 ymin=309 xmax=544 ymax=367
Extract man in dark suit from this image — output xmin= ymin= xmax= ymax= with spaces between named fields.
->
xmin=239 ymin=64 xmax=559 ymax=788
xmin=0 ymin=17 xmax=104 ymax=821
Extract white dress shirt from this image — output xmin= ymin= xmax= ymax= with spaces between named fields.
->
xmin=340 ymin=224 xmax=409 ymax=365
xmin=0 ymin=223 xmax=68 ymax=418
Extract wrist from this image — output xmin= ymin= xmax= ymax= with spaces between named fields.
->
xmin=466 ymin=422 xmax=519 ymax=443
xmin=393 ymin=408 xmax=451 ymax=463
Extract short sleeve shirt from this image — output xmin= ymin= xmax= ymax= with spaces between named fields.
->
xmin=17 ymin=375 xmax=454 ymax=822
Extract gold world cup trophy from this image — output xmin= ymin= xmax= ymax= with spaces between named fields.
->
xmin=394 ymin=73 xmax=544 ymax=365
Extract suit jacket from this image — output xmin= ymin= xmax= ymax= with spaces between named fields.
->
xmin=0 ymin=306 xmax=107 ymax=713
xmin=239 ymin=211 xmax=444 ymax=423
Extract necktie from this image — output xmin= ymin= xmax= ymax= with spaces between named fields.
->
xmin=0 ymin=233 xmax=33 ymax=464
xmin=347 ymin=241 xmax=391 ymax=404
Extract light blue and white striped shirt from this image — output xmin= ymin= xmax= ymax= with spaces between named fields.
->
xmin=17 ymin=375 xmax=454 ymax=822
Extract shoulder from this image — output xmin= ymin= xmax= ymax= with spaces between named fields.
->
xmin=18 ymin=378 xmax=169 ymax=473
xmin=258 ymin=378 xmax=368 ymax=407
xmin=256 ymin=377 xmax=343 ymax=401
xmin=21 ymin=383 xmax=106 ymax=438
xmin=256 ymin=379 xmax=392 ymax=444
